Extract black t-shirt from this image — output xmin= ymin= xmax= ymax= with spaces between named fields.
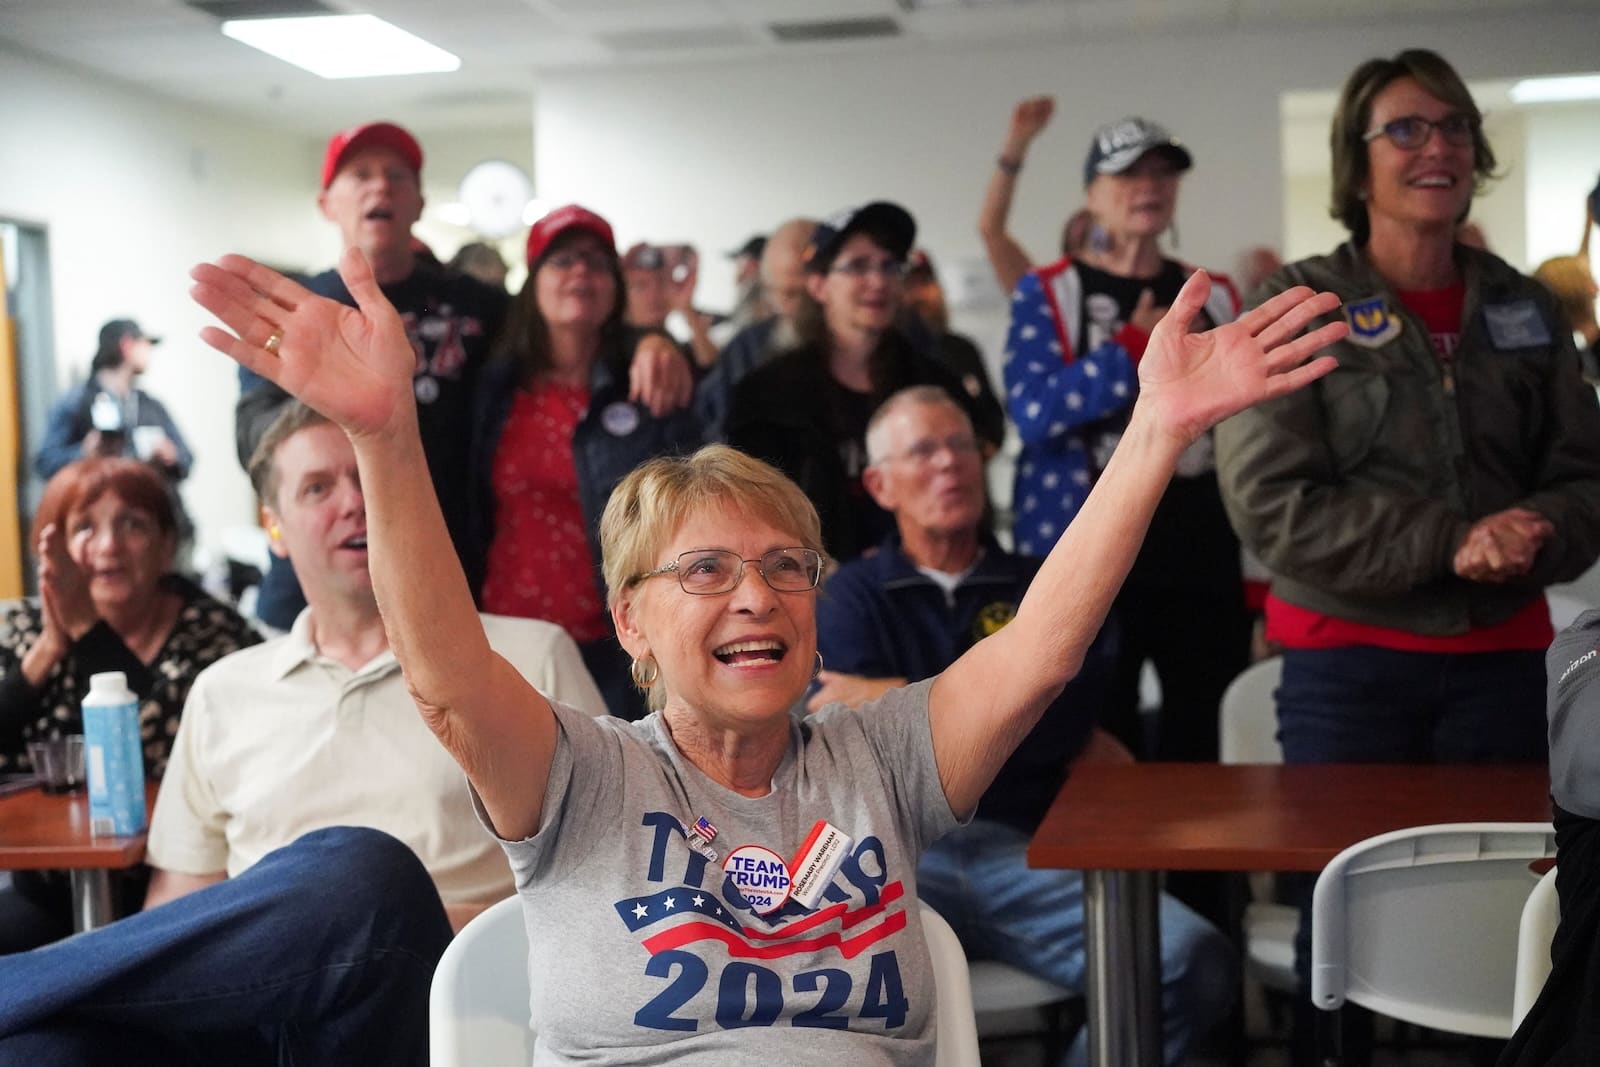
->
xmin=824 ymin=378 xmax=893 ymax=554
xmin=302 ymin=262 xmax=507 ymax=558
xmin=238 ymin=262 xmax=507 ymax=629
xmin=1071 ymin=259 xmax=1239 ymax=594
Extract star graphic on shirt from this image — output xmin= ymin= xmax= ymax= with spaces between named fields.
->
xmin=1065 ymin=392 xmax=1082 ymax=410
xmin=1020 ymin=325 xmax=1038 ymax=340
xmin=1112 ymin=381 xmax=1129 ymax=397
xmin=692 ymin=894 xmax=706 ymax=908
xmin=664 ymin=896 xmax=676 ymax=910
xmin=1084 ymin=361 xmax=1099 ymax=378
xmin=632 ymin=903 xmax=648 ymax=919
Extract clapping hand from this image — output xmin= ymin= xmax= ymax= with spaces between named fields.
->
xmin=1135 ymin=271 xmax=1345 ymax=445
xmin=1453 ymin=507 xmax=1553 ymax=583
xmin=37 ymin=523 xmax=98 ymax=642
xmin=190 ymin=249 xmax=419 ymax=441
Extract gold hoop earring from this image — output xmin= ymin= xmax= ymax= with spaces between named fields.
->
xmin=630 ymin=656 xmax=659 ymax=689
xmin=813 ymin=652 xmax=824 ymax=680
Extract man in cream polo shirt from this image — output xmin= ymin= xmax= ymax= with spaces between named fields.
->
xmin=144 ymin=401 xmax=605 ymax=929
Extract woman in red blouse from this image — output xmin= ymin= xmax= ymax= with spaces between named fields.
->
xmin=473 ymin=206 xmax=702 ymax=719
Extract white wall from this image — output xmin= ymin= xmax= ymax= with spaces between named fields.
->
xmin=534 ymin=10 xmax=1600 ymax=363
xmin=1524 ymin=103 xmax=1600 ymax=268
xmin=0 ymin=49 xmax=534 ymax=564
xmin=0 ymin=43 xmax=331 ymax=555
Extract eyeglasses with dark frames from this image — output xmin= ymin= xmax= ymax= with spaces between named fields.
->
xmin=1362 ymin=113 xmax=1479 ymax=151
xmin=629 ymin=547 xmax=824 ymax=595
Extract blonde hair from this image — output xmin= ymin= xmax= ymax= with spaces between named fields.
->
xmin=1534 ymin=255 xmax=1599 ymax=334
xmin=599 ymin=445 xmax=824 ymax=709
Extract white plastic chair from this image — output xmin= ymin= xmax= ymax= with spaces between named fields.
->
xmin=1218 ymin=657 xmax=1297 ymax=995
xmin=429 ymin=896 xmax=535 ymax=1066
xmin=1512 ymin=865 xmax=1560 ymax=1028
xmin=1311 ymin=823 xmax=1555 ymax=1044
xmin=429 ymin=896 xmax=982 ymax=1066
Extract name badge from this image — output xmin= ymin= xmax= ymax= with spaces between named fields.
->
xmin=1483 ymin=299 xmax=1552 ymax=351
xmin=788 ymin=820 xmax=854 ymax=910
xmin=723 ymin=845 xmax=792 ymax=916
xmin=1343 ymin=295 xmax=1402 ymax=349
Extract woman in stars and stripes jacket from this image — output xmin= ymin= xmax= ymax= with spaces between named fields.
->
xmin=1000 ymin=115 xmax=1250 ymax=762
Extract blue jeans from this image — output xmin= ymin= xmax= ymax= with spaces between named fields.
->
xmin=1276 ymin=645 xmax=1548 ymax=993
xmin=0 ymin=827 xmax=452 ymax=1066
xmin=1276 ymin=645 xmax=1548 ymax=767
xmin=918 ymin=819 xmax=1237 ymax=1067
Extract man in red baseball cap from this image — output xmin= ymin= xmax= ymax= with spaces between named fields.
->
xmin=236 ymin=120 xmax=509 ymax=630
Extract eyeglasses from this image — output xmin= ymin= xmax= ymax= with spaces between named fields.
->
xmin=830 ymin=257 xmax=909 ymax=280
xmin=544 ymin=250 xmax=613 ymax=273
xmin=629 ymin=547 xmax=824 ymax=595
xmin=878 ymin=433 xmax=981 ymax=466
xmin=1363 ymin=113 xmax=1479 ymax=150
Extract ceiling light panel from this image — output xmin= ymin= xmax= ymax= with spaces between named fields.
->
xmin=221 ymin=14 xmax=462 ymax=78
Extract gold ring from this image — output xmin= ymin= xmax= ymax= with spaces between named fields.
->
xmin=263 ymin=332 xmax=282 ymax=354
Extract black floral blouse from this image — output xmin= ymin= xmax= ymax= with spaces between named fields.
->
xmin=0 ymin=575 xmax=261 ymax=780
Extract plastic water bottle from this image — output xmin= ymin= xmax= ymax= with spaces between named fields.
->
xmin=82 ymin=671 xmax=146 ymax=836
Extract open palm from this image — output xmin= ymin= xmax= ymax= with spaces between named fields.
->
xmin=190 ymin=249 xmax=418 ymax=439
xmin=1137 ymin=271 xmax=1346 ymax=443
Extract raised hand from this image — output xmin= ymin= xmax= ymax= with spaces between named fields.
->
xmin=190 ymin=248 xmax=418 ymax=440
xmin=37 ymin=523 xmax=98 ymax=641
xmin=1136 ymin=271 xmax=1345 ymax=444
xmin=1006 ymin=96 xmax=1055 ymax=149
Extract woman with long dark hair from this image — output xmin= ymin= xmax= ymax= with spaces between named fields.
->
xmin=471 ymin=205 xmax=701 ymax=720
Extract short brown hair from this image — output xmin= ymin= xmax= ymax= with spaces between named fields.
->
xmin=30 ymin=458 xmax=176 ymax=555
xmin=248 ymin=402 xmax=333 ymax=508
xmin=600 ymin=446 xmax=823 ymax=709
xmin=1329 ymin=49 xmax=1496 ymax=244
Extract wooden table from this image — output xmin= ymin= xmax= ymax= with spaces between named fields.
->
xmin=1027 ymin=763 xmax=1552 ymax=1067
xmin=0 ymin=781 xmax=159 ymax=931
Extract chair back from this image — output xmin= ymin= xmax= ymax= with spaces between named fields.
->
xmin=429 ymin=895 xmax=536 ymax=1066
xmin=427 ymin=896 xmax=981 ymax=1066
xmin=1219 ymin=657 xmax=1283 ymax=764
xmin=1512 ymin=865 xmax=1560 ymax=1028
xmin=1311 ymin=822 xmax=1555 ymax=1039
xmin=920 ymin=900 xmax=982 ymax=1066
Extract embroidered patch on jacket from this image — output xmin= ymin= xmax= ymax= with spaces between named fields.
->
xmin=1343 ymin=295 xmax=1403 ymax=348
xmin=1483 ymin=299 xmax=1552 ymax=351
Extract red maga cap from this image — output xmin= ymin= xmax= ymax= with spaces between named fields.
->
xmin=525 ymin=204 xmax=616 ymax=267
xmin=321 ymin=121 xmax=423 ymax=189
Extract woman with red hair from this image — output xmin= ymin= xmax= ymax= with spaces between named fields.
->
xmin=1 ymin=458 xmax=259 ymax=779
xmin=0 ymin=458 xmax=259 ymax=949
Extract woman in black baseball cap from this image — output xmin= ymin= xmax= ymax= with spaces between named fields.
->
xmin=726 ymin=201 xmax=990 ymax=562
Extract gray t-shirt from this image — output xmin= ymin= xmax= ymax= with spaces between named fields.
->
xmin=1549 ymin=608 xmax=1600 ymax=817
xmin=480 ymin=680 xmax=959 ymax=1065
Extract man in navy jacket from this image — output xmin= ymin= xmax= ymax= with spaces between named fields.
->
xmin=813 ymin=385 xmax=1235 ymax=1066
